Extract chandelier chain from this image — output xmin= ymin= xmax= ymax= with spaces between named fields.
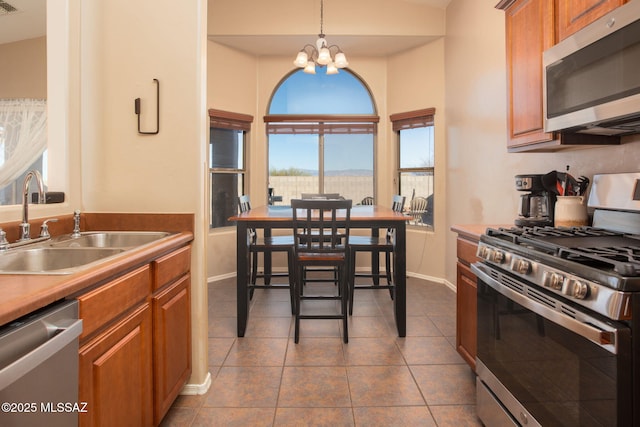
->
xmin=293 ymin=0 xmax=348 ymax=74
xmin=319 ymin=0 xmax=324 ymax=36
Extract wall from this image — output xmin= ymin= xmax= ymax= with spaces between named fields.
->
xmin=206 ymin=41 xmax=258 ymax=279
xmin=80 ymin=0 xmax=210 ymax=390
xmin=0 ymin=0 xmax=81 ymax=223
xmin=0 ymin=37 xmax=46 ymax=98
xmin=205 ymin=0 xmax=448 ymax=281
xmin=443 ymin=0 xmax=640 ymax=284
xmin=387 ymin=39 xmax=447 ymax=283
xmin=206 ymin=52 xmax=397 ymax=279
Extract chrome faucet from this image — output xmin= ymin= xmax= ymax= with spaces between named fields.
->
xmin=19 ymin=170 xmax=46 ymax=241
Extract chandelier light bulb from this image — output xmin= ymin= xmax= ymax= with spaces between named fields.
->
xmin=294 ymin=51 xmax=309 ymax=68
xmin=303 ymin=61 xmax=317 ymax=74
xmin=292 ymin=0 xmax=347 ymax=75
xmin=334 ymin=52 xmax=348 ymax=68
xmin=317 ymin=47 xmax=332 ymax=65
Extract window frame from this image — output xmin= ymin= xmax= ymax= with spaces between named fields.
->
xmin=208 ymin=109 xmax=252 ymax=229
xmin=264 ymin=115 xmax=379 ymax=200
xmin=391 ymin=108 xmax=436 ymax=229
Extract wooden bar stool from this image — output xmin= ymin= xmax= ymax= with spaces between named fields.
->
xmin=348 ymin=195 xmax=405 ymax=315
xmin=291 ymin=198 xmax=352 ymax=343
xmin=238 ymin=195 xmax=295 ymax=313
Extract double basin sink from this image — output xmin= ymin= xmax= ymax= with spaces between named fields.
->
xmin=0 ymin=231 xmax=172 ymax=275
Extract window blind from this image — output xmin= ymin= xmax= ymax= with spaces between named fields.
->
xmin=390 ymin=108 xmax=435 ymax=132
xmin=209 ymin=109 xmax=253 ymax=132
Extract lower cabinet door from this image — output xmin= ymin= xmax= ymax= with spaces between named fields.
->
xmin=79 ymin=303 xmax=153 ymax=427
xmin=456 ymin=262 xmax=477 ymax=371
xmin=152 ymin=274 xmax=191 ymax=425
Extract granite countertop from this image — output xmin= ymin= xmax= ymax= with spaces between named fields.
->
xmin=0 ymin=212 xmax=194 ymax=327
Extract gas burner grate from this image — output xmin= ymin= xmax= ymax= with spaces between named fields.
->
xmin=521 ymin=226 xmax=620 ymax=238
xmin=485 ymin=226 xmax=640 ymax=277
xmin=561 ymin=246 xmax=640 ymax=276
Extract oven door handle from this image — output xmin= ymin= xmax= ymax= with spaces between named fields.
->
xmin=472 ymin=262 xmax=620 ymax=354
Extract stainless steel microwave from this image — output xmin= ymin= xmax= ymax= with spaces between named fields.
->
xmin=543 ymin=0 xmax=640 ymax=136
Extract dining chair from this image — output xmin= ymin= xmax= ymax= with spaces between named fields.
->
xmin=291 ymin=198 xmax=352 ymax=343
xmin=408 ymin=196 xmax=428 ymax=225
xmin=298 ymin=193 xmax=342 ymax=285
xmin=301 ymin=193 xmax=341 ymax=200
xmin=360 ymin=196 xmax=374 ymax=205
xmin=238 ymin=195 xmax=295 ymax=313
xmin=348 ymin=195 xmax=405 ymax=315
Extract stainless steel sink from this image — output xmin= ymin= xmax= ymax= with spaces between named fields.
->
xmin=0 ymin=231 xmax=173 ymax=274
xmin=49 ymin=231 xmax=171 ymax=249
xmin=0 ymin=247 xmax=124 ymax=274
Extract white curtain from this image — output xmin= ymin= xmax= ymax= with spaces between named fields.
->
xmin=0 ymin=99 xmax=47 ymax=187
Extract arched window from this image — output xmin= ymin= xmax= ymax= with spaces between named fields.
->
xmin=265 ymin=69 xmax=378 ymax=205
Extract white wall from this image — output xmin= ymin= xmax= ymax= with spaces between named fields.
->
xmin=206 ymin=0 xmax=640 ymax=291
xmin=0 ymin=37 xmax=47 ymax=99
xmin=206 ymin=0 xmax=448 ymax=281
xmin=80 ymin=0 xmax=209 ymax=388
xmin=444 ymin=0 xmax=640 ymax=284
xmin=388 ymin=39 xmax=447 ymax=282
xmin=206 ymin=41 xmax=258 ymax=279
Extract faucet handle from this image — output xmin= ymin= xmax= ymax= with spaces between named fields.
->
xmin=40 ymin=218 xmax=59 ymax=238
xmin=0 ymin=229 xmax=8 ymax=251
xmin=71 ymin=210 xmax=81 ymax=238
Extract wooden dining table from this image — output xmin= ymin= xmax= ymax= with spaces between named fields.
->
xmin=229 ymin=204 xmax=407 ymax=338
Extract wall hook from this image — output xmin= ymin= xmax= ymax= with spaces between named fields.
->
xmin=135 ymin=78 xmax=160 ymax=135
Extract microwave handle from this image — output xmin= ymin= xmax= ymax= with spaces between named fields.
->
xmin=472 ymin=262 xmax=620 ymax=354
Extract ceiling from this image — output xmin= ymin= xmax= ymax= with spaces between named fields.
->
xmin=208 ymin=0 xmax=452 ymax=58
xmin=0 ymin=0 xmax=45 ymax=44
xmin=0 ymin=0 xmax=452 ymax=54
xmin=209 ymin=34 xmax=443 ymax=58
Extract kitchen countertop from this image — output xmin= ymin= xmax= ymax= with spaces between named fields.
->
xmin=0 ymin=212 xmax=194 ymax=327
xmin=451 ymin=223 xmax=514 ymax=241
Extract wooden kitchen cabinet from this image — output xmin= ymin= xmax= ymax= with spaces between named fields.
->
xmin=496 ymin=0 xmax=622 ymax=152
xmin=557 ymin=0 xmax=627 ymax=41
xmin=455 ymin=236 xmax=479 ymax=371
xmin=151 ymin=246 xmax=192 ymax=425
xmin=79 ymin=303 xmax=153 ymax=427
xmin=77 ymin=243 xmax=192 ymax=427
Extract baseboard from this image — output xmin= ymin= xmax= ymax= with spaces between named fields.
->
xmin=442 ymin=278 xmax=456 ymax=292
xmin=180 ymin=371 xmax=212 ymax=395
xmin=208 ymin=272 xmax=237 ymax=283
xmin=407 ymin=272 xmax=456 ymax=292
xmin=208 ymin=271 xmax=455 ymax=292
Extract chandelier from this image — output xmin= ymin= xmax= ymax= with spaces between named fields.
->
xmin=293 ymin=0 xmax=349 ymax=75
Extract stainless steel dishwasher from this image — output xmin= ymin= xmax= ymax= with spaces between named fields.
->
xmin=0 ymin=300 xmax=82 ymax=427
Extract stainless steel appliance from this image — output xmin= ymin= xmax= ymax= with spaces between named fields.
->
xmin=543 ymin=0 xmax=640 ymax=136
xmin=515 ymin=174 xmax=555 ymax=227
xmin=0 ymin=300 xmax=82 ymax=427
xmin=473 ymin=172 xmax=640 ymax=426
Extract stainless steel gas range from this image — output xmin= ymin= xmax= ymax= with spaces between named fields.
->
xmin=472 ymin=173 xmax=640 ymax=427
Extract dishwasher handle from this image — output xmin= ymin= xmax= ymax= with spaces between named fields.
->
xmin=0 ymin=318 xmax=83 ymax=388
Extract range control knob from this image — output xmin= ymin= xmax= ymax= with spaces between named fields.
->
xmin=569 ymin=280 xmax=589 ymax=299
xmin=512 ymin=258 xmax=532 ymax=275
xmin=491 ymin=250 xmax=505 ymax=264
xmin=477 ymin=246 xmax=490 ymax=260
xmin=544 ymin=272 xmax=564 ymax=290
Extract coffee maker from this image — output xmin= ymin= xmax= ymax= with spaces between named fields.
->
xmin=515 ymin=174 xmax=555 ymax=226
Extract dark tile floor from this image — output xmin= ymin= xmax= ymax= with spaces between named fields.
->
xmin=161 ymin=276 xmax=482 ymax=426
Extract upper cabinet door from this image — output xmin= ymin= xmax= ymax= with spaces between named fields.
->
xmin=557 ymin=0 xmax=627 ymax=41
xmin=497 ymin=0 xmax=624 ymax=152
xmin=502 ymin=0 xmax=556 ymax=149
